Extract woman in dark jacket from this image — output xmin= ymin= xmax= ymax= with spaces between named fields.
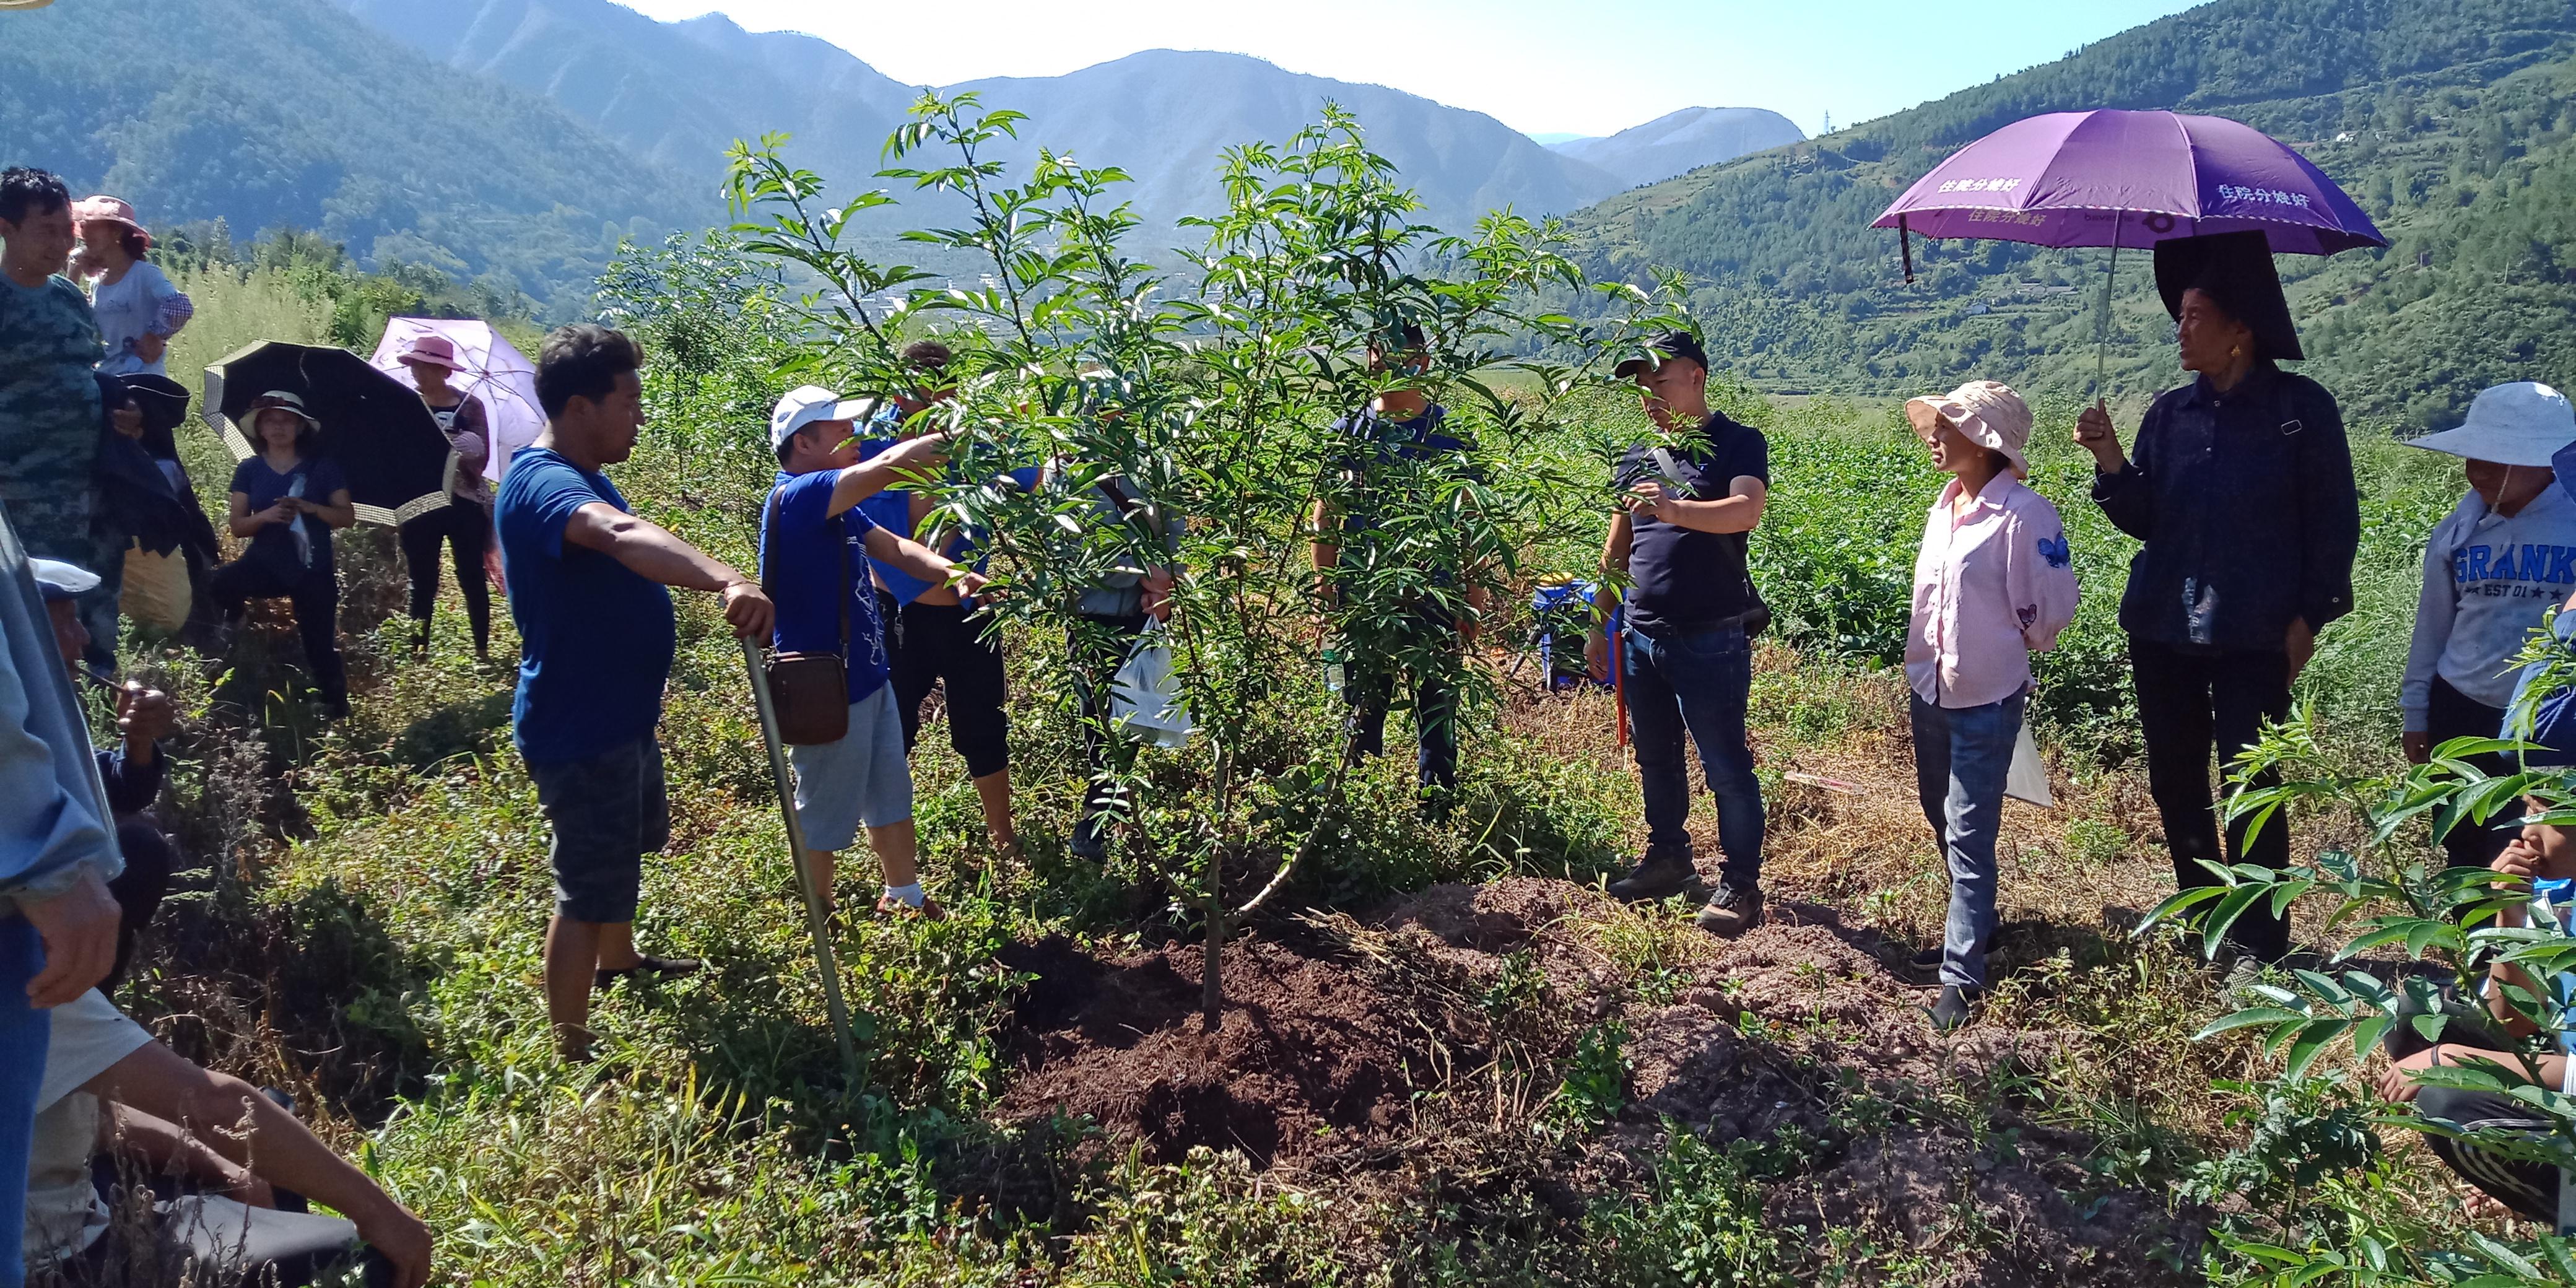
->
xmin=2073 ymin=230 xmax=2361 ymax=967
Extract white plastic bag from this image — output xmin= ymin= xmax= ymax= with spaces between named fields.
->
xmin=2003 ymin=722 xmax=2054 ymax=807
xmin=1110 ymin=620 xmax=1193 ymax=747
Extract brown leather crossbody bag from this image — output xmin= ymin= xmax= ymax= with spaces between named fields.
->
xmin=760 ymin=488 xmax=852 ymax=746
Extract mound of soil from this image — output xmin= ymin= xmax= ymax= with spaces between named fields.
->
xmin=994 ymin=934 xmax=1429 ymax=1167
xmin=992 ymin=877 xmax=2208 ymax=1285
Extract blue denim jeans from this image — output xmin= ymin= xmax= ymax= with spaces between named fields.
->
xmin=1 ymin=915 xmax=46 ymax=1288
xmin=1910 ymin=688 xmax=2026 ymax=990
xmin=1622 ymin=622 xmax=1764 ymax=888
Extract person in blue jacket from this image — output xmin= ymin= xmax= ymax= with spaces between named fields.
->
xmin=0 ymin=502 xmax=123 ymax=1288
xmin=2074 ymin=230 xmax=2359 ymax=970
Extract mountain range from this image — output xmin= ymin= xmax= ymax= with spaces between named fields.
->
xmin=335 ymin=0 xmax=1800 ymax=247
xmin=1547 ymin=108 xmax=1807 ymax=189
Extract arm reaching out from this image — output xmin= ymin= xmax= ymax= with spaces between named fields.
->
xmin=562 ymin=501 xmax=774 ymax=638
xmin=859 ymin=525 xmax=986 ymax=599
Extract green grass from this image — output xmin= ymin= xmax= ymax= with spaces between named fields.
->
xmin=98 ymin=267 xmax=2523 ymax=1286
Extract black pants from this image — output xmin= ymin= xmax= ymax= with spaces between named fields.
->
xmin=2131 ymin=637 xmax=2292 ymax=962
xmin=1344 ymin=635 xmax=1462 ymax=795
xmin=104 ymin=815 xmax=172 ymax=993
xmin=399 ymin=503 xmax=490 ymax=653
xmin=1069 ymin=614 xmax=1146 ymax=855
xmin=207 ymin=556 xmax=347 ymax=710
xmin=2386 ymin=989 xmax=2562 ymax=1222
xmin=885 ymin=594 xmax=1010 ymax=779
xmin=2427 ymin=675 xmax=2516 ymax=871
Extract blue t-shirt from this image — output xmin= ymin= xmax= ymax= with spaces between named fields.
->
xmin=854 ymin=433 xmax=1040 ymax=606
xmin=1329 ymin=402 xmax=1476 ymax=536
xmin=227 ymin=455 xmax=349 ymax=576
xmin=496 ymin=447 xmax=677 ymax=764
xmin=762 ymin=469 xmax=890 ymax=702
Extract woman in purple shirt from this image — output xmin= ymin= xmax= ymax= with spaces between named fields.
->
xmin=1902 ymin=381 xmax=2078 ymax=1030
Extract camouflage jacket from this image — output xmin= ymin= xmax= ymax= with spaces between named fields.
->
xmin=0 ymin=275 xmax=105 ymax=564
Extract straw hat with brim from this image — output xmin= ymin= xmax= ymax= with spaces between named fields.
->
xmin=398 ymin=334 xmax=467 ymax=372
xmin=1905 ymin=380 xmax=2035 ymax=478
xmin=2405 ymin=381 xmax=2576 ymax=469
xmin=2154 ymin=230 xmax=2303 ymax=363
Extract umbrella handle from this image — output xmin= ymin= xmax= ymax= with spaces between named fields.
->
xmin=2094 ymin=212 xmax=2123 ymax=396
xmin=741 ymin=637 xmax=865 ymax=1090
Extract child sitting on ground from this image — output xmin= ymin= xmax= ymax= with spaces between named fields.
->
xmin=2380 ymin=794 xmax=2576 ymax=1222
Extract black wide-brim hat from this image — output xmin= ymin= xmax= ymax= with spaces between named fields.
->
xmin=2153 ymin=230 xmax=2304 ymax=362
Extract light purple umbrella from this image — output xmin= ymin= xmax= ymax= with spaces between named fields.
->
xmin=368 ymin=318 xmax=543 ymax=485
xmin=1874 ymin=110 xmax=2387 ymax=259
xmin=1871 ymin=110 xmax=2385 ymax=385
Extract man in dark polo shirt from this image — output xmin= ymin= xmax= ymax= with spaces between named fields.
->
xmin=1587 ymin=331 xmax=1772 ymax=935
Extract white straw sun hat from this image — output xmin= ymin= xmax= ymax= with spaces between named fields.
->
xmin=2404 ymin=381 xmax=2576 ymax=468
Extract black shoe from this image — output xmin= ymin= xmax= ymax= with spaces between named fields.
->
xmin=595 ymin=955 xmax=702 ymax=992
xmin=1694 ymin=882 xmax=1764 ymax=936
xmin=1928 ymin=985 xmax=1980 ymax=1032
xmin=1902 ymin=936 xmax=1993 ymax=984
xmin=1607 ymin=843 xmax=1699 ymax=902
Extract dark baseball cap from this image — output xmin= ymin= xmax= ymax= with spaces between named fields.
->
xmin=1614 ymin=330 xmax=1709 ymax=378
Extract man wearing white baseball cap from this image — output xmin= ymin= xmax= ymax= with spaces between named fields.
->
xmin=764 ymin=386 xmax=978 ymax=920
xmin=2401 ymin=381 xmax=2576 ymax=868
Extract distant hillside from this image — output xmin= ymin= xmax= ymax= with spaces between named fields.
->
xmin=946 ymin=50 xmax=1624 ymax=238
xmin=1549 ymin=107 xmax=1806 ymax=189
xmin=1554 ymin=0 xmax=2576 ymax=430
xmin=0 ymin=0 xmax=710 ymax=318
xmin=342 ymin=0 xmax=1629 ymax=242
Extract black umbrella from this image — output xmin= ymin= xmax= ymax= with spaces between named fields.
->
xmin=203 ymin=341 xmax=455 ymax=526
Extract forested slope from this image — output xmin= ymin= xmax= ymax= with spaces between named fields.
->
xmin=1560 ymin=0 xmax=2576 ymax=428
xmin=0 ymin=0 xmax=714 ymax=317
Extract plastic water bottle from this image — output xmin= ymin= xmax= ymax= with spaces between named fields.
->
xmin=1323 ymin=648 xmax=1345 ymax=694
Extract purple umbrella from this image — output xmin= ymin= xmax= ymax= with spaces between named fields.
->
xmin=1874 ymin=110 xmax=2387 ymax=257
xmin=1872 ymin=110 xmax=2387 ymax=385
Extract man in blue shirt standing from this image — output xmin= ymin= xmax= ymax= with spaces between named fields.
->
xmin=1310 ymin=326 xmax=1487 ymax=809
xmin=766 ymin=385 xmax=981 ymax=920
xmin=856 ymin=340 xmax=1031 ymax=861
xmin=495 ymin=324 xmax=775 ymax=1062
xmin=1588 ymin=332 xmax=1773 ymax=937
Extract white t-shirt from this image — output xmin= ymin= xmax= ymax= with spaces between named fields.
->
xmin=23 ymin=990 xmax=154 ymax=1266
xmin=89 ymin=261 xmax=180 ymax=377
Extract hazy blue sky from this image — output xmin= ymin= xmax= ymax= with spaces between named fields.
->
xmin=617 ymin=0 xmax=2210 ymax=137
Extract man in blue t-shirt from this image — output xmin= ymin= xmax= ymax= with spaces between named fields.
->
xmin=766 ymin=385 xmax=982 ymax=920
xmin=854 ymin=339 xmax=1032 ymax=861
xmin=1308 ymin=326 xmax=1487 ymax=807
xmin=495 ymin=324 xmax=775 ymax=1062
xmin=1587 ymin=331 xmax=1773 ymax=937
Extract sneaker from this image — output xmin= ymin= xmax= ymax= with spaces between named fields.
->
xmin=1928 ymin=985 xmax=1980 ymax=1032
xmin=1694 ymin=882 xmax=1764 ymax=936
xmin=594 ymin=955 xmax=702 ymax=992
xmin=1607 ymin=843 xmax=1699 ymax=902
xmin=876 ymin=894 xmax=948 ymax=921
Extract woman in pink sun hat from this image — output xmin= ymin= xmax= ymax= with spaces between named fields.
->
xmin=69 ymin=196 xmax=189 ymax=378
xmin=394 ymin=333 xmax=494 ymax=659
xmin=1901 ymin=380 xmax=2079 ymax=1033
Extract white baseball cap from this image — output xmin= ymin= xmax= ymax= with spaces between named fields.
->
xmin=2405 ymin=382 xmax=2576 ymax=468
xmin=28 ymin=559 xmax=100 ymax=602
xmin=769 ymin=385 xmax=875 ymax=449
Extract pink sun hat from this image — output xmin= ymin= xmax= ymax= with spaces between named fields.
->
xmin=396 ymin=333 xmax=468 ymax=372
xmin=70 ymin=194 xmax=152 ymax=251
